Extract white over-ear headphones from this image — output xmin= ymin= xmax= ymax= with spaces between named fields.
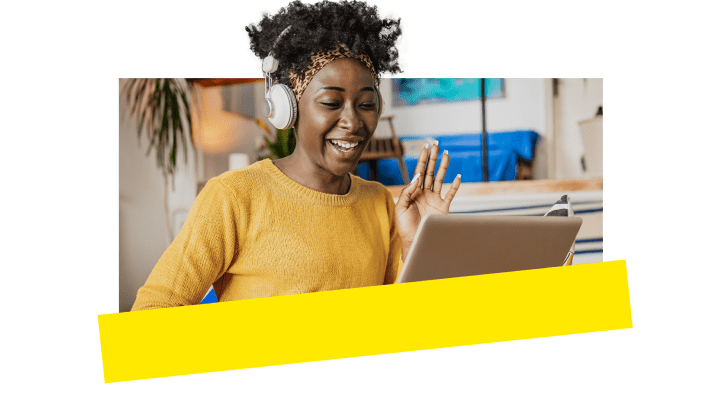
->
xmin=261 ymin=25 xmax=384 ymax=129
xmin=262 ymin=26 xmax=297 ymax=130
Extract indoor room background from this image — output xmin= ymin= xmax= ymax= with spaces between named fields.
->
xmin=119 ymin=78 xmax=603 ymax=312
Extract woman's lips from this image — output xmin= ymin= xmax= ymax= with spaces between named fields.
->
xmin=329 ymin=139 xmax=360 ymax=151
xmin=327 ymin=139 xmax=363 ymax=158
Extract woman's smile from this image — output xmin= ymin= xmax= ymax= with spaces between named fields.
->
xmin=328 ymin=139 xmax=360 ymax=151
xmin=326 ymin=136 xmax=364 ymax=159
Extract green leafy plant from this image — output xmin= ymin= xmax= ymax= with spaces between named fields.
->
xmin=123 ymin=78 xmax=194 ymax=179
xmin=264 ymin=128 xmax=296 ymax=159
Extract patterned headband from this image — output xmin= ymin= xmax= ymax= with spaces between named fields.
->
xmin=288 ymin=45 xmax=377 ymax=102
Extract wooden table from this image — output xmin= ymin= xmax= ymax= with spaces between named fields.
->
xmin=386 ymin=177 xmax=603 ymax=199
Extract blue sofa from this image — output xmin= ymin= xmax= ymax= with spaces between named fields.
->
xmin=357 ymin=130 xmax=539 ymax=185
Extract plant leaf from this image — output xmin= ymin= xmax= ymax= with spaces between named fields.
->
xmin=169 ymin=80 xmax=185 ymax=165
xmin=178 ymin=79 xmax=192 ymax=157
xmin=131 ymin=79 xmax=149 ymax=118
xmin=124 ymin=77 xmax=197 ymax=179
xmin=123 ymin=78 xmax=136 ymax=108
xmin=278 ymin=129 xmax=288 ymax=156
xmin=136 ymin=80 xmax=154 ymax=139
xmin=288 ymin=128 xmax=295 ymax=156
xmin=266 ymin=138 xmax=279 ymax=159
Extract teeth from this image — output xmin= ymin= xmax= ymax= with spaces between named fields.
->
xmin=330 ymin=140 xmax=359 ymax=150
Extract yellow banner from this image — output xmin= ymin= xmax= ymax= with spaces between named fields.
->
xmin=99 ymin=260 xmax=631 ymax=383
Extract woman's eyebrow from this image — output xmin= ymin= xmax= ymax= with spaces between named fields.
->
xmin=317 ymin=86 xmax=345 ymax=92
xmin=315 ymin=86 xmax=376 ymax=93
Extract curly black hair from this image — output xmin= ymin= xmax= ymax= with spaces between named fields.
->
xmin=246 ymin=0 xmax=402 ymax=87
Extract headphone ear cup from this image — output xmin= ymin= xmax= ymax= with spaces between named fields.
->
xmin=267 ymin=84 xmax=298 ymax=130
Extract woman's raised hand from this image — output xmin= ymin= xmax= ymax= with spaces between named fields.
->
xmin=394 ymin=142 xmax=461 ymax=261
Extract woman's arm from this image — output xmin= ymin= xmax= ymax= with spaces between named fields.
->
xmin=394 ymin=143 xmax=461 ymax=262
xmin=131 ymin=179 xmax=243 ymax=311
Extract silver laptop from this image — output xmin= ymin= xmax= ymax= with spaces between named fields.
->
xmin=396 ymin=214 xmax=583 ymax=283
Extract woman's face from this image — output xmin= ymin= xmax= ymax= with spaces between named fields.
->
xmin=294 ymin=57 xmax=379 ymax=178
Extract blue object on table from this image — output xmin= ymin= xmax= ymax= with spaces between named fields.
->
xmin=357 ymin=130 xmax=539 ymax=185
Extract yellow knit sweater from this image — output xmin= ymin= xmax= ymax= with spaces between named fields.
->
xmin=131 ymin=159 xmax=402 ymax=311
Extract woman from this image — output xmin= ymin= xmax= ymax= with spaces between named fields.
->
xmin=131 ymin=0 xmax=461 ymax=311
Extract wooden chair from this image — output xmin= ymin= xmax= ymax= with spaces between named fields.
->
xmin=358 ymin=115 xmax=410 ymax=184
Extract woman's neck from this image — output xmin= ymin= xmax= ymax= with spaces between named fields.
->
xmin=272 ymin=153 xmax=351 ymax=195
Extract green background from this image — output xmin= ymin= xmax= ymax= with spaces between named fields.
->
xmin=1 ymin=0 xmax=720 ymax=405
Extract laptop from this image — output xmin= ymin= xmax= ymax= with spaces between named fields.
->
xmin=396 ymin=214 xmax=583 ymax=283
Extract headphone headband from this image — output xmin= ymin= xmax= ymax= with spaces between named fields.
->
xmin=261 ymin=26 xmax=383 ymax=129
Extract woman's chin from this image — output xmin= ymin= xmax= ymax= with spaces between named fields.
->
xmin=323 ymin=144 xmax=363 ymax=176
xmin=324 ymin=161 xmax=358 ymax=178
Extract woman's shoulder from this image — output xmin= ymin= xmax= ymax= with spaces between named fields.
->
xmin=204 ymin=160 xmax=269 ymax=197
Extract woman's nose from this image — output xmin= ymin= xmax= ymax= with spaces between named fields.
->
xmin=338 ymin=104 xmax=363 ymax=133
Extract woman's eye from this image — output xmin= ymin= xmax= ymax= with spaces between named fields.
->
xmin=318 ymin=101 xmax=375 ymax=110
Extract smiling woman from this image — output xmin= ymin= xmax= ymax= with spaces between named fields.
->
xmin=130 ymin=0 xmax=462 ymax=311
xmin=276 ymin=58 xmax=379 ymax=193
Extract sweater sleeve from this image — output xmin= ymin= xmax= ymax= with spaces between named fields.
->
xmin=383 ymin=189 xmax=404 ymax=285
xmin=131 ymin=178 xmax=243 ymax=311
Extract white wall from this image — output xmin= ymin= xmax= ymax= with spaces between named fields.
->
xmin=379 ymin=78 xmax=546 ymax=136
xmin=553 ymin=78 xmax=603 ymax=179
xmin=379 ymin=78 xmax=548 ymax=178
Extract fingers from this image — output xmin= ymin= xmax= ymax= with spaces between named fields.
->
xmin=424 ymin=141 xmax=439 ymax=190
xmin=396 ymin=172 xmax=421 ymax=211
xmin=442 ymin=174 xmax=462 ymax=211
xmin=433 ymin=150 xmax=450 ymax=194
xmin=412 ymin=144 xmax=429 ymax=187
